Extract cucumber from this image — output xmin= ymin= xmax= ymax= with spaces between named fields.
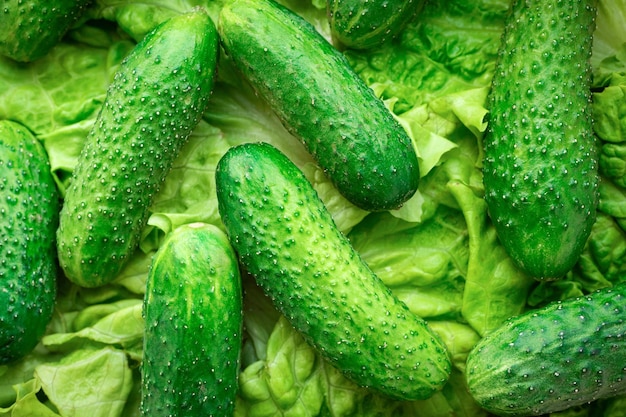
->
xmin=217 ymin=0 xmax=419 ymax=212
xmin=482 ymin=0 xmax=599 ymax=280
xmin=465 ymin=283 xmax=626 ymax=416
xmin=56 ymin=10 xmax=219 ymax=288
xmin=215 ymin=142 xmax=450 ymax=401
xmin=327 ymin=0 xmax=425 ymax=50
xmin=0 ymin=0 xmax=90 ymax=62
xmin=0 ymin=120 xmax=59 ymax=364
xmin=141 ymin=222 xmax=243 ymax=416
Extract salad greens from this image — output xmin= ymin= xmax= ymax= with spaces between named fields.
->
xmin=1 ymin=0 xmax=626 ymax=415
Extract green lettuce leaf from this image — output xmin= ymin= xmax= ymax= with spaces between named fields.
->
xmin=35 ymin=348 xmax=133 ymax=417
xmin=0 ymin=26 xmax=134 ymax=193
xmin=0 ymin=379 xmax=61 ymax=417
xmin=348 ymin=205 xmax=468 ymax=320
xmin=592 ymin=0 xmax=626 ymax=77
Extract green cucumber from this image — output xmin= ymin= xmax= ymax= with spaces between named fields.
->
xmin=482 ymin=0 xmax=599 ymax=280
xmin=56 ymin=10 xmax=219 ymax=288
xmin=217 ymin=0 xmax=419 ymax=212
xmin=327 ymin=0 xmax=425 ymax=50
xmin=0 ymin=120 xmax=59 ymax=364
xmin=0 ymin=0 xmax=90 ymax=62
xmin=465 ymin=283 xmax=626 ymax=416
xmin=215 ymin=142 xmax=450 ymax=401
xmin=141 ymin=222 xmax=243 ymax=416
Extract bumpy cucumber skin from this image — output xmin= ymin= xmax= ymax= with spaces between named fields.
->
xmin=465 ymin=284 xmax=626 ymax=416
xmin=327 ymin=0 xmax=424 ymax=50
xmin=215 ymin=142 xmax=450 ymax=401
xmin=141 ymin=223 xmax=242 ymax=416
xmin=0 ymin=120 xmax=58 ymax=364
xmin=482 ymin=0 xmax=599 ymax=280
xmin=0 ymin=0 xmax=90 ymax=62
xmin=56 ymin=10 xmax=218 ymax=288
xmin=217 ymin=0 xmax=419 ymax=212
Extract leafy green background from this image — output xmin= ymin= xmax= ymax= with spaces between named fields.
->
xmin=2 ymin=0 xmax=626 ymax=416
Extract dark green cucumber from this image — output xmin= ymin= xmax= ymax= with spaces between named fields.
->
xmin=141 ymin=222 xmax=243 ymax=416
xmin=482 ymin=0 xmax=599 ymax=280
xmin=56 ymin=10 xmax=219 ymax=288
xmin=217 ymin=0 xmax=419 ymax=212
xmin=465 ymin=283 xmax=626 ymax=416
xmin=0 ymin=0 xmax=90 ymax=62
xmin=0 ymin=120 xmax=59 ymax=364
xmin=327 ymin=0 xmax=425 ymax=50
xmin=215 ymin=142 xmax=450 ymax=401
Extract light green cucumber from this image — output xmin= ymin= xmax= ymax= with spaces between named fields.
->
xmin=0 ymin=0 xmax=90 ymax=62
xmin=141 ymin=222 xmax=243 ymax=416
xmin=327 ymin=0 xmax=425 ymax=50
xmin=465 ymin=283 xmax=626 ymax=416
xmin=0 ymin=120 xmax=59 ymax=364
xmin=217 ymin=0 xmax=420 ymax=212
xmin=482 ymin=0 xmax=599 ymax=280
xmin=215 ymin=142 xmax=450 ymax=401
xmin=56 ymin=10 xmax=219 ymax=288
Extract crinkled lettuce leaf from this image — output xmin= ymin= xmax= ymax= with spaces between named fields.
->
xmin=0 ymin=25 xmax=134 ymax=193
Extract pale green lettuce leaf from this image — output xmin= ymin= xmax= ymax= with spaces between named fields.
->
xmin=0 ymin=348 xmax=64 ymax=408
xmin=593 ymin=73 xmax=626 ymax=144
xmin=89 ymin=0 xmax=225 ymax=41
xmin=592 ymin=0 xmax=626 ymax=74
xmin=42 ymin=301 xmax=144 ymax=361
xmin=0 ymin=379 xmax=60 ymax=417
xmin=448 ymin=180 xmax=534 ymax=336
xmin=236 ymin=316 xmax=324 ymax=417
xmin=344 ymin=0 xmax=507 ymax=113
xmin=426 ymin=321 xmax=480 ymax=372
xmin=89 ymin=0 xmax=329 ymax=43
xmin=348 ymin=206 xmax=468 ymax=320
xmin=35 ymin=348 xmax=133 ymax=417
xmin=0 ymin=28 xmax=134 ymax=192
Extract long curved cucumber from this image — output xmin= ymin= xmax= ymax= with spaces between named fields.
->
xmin=0 ymin=120 xmax=59 ymax=364
xmin=56 ymin=10 xmax=219 ymax=288
xmin=466 ymin=283 xmax=626 ymax=416
xmin=482 ymin=0 xmax=599 ymax=280
xmin=141 ymin=222 xmax=243 ymax=416
xmin=217 ymin=0 xmax=420 ymax=212
xmin=215 ymin=141 xmax=450 ymax=401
